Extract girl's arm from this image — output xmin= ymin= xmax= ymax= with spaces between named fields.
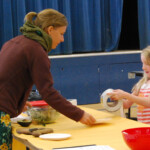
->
xmin=123 ymin=90 xmax=138 ymax=109
xmin=110 ymin=89 xmax=150 ymax=107
xmin=123 ymin=99 xmax=133 ymax=109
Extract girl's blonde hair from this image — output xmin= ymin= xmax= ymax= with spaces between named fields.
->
xmin=132 ymin=46 xmax=150 ymax=93
xmin=24 ymin=9 xmax=68 ymax=30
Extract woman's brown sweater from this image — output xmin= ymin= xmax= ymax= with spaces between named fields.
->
xmin=0 ymin=35 xmax=84 ymax=121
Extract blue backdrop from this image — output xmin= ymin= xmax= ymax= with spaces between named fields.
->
xmin=0 ymin=0 xmax=123 ymax=54
xmin=138 ymin=0 xmax=150 ymax=49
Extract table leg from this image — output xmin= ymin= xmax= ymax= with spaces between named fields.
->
xmin=127 ymin=108 xmax=137 ymax=121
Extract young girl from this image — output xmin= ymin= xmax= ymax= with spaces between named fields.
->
xmin=108 ymin=46 xmax=150 ymax=125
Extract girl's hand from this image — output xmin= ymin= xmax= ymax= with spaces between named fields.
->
xmin=79 ymin=111 xmax=96 ymax=125
xmin=107 ymin=89 xmax=128 ymax=100
xmin=22 ymin=101 xmax=32 ymax=112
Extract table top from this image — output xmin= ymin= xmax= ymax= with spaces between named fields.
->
xmin=12 ymin=106 xmax=150 ymax=150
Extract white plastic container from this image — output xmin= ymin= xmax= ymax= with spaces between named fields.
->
xmin=28 ymin=100 xmax=59 ymax=125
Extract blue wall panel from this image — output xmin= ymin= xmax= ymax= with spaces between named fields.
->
xmin=50 ymin=52 xmax=142 ymax=105
xmin=60 ymin=64 xmax=100 ymax=104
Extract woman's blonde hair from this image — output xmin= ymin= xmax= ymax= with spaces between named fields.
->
xmin=24 ymin=9 xmax=68 ymax=30
xmin=132 ymin=46 xmax=150 ymax=93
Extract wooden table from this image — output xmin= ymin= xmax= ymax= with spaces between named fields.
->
xmin=12 ymin=106 xmax=150 ymax=150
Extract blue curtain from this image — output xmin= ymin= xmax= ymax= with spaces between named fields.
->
xmin=0 ymin=0 xmax=123 ymax=54
xmin=138 ymin=0 xmax=150 ymax=49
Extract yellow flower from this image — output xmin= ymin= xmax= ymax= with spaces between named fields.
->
xmin=1 ymin=114 xmax=10 ymax=126
xmin=0 ymin=143 xmax=8 ymax=150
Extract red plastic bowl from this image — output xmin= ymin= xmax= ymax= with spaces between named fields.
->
xmin=122 ymin=127 xmax=150 ymax=150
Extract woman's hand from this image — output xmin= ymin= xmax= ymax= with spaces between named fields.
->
xmin=79 ymin=111 xmax=96 ymax=125
xmin=22 ymin=101 xmax=32 ymax=112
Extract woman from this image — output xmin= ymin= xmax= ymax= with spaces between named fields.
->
xmin=0 ymin=9 xmax=96 ymax=150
